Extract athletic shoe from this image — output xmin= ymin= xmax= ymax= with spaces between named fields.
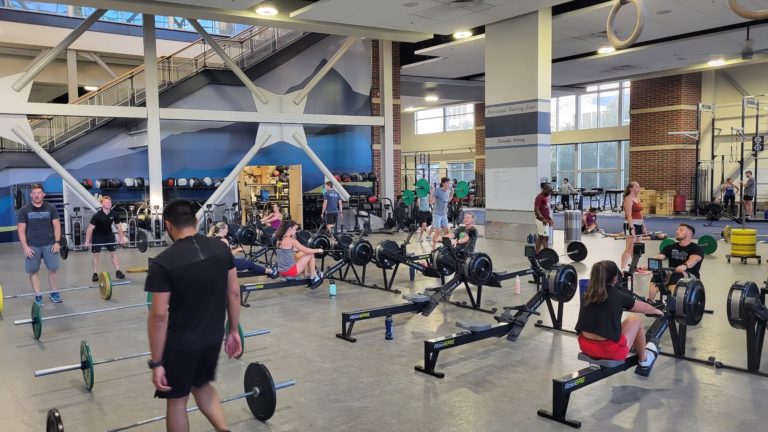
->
xmin=50 ymin=292 xmax=62 ymax=303
xmin=635 ymin=342 xmax=659 ymax=377
xmin=269 ymin=264 xmax=280 ymax=279
xmin=426 ymin=236 xmax=432 ymax=241
xmin=92 ymin=273 xmax=99 ymax=282
xmin=309 ymin=272 xmax=324 ymax=288
xmin=34 ymin=295 xmax=43 ymax=307
xmin=115 ymin=270 xmax=125 ymax=279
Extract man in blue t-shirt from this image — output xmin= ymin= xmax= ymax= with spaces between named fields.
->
xmin=430 ymin=177 xmax=453 ymax=250
xmin=322 ymin=181 xmax=343 ymax=234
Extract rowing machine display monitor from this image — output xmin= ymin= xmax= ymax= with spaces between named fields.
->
xmin=524 ymin=245 xmax=535 ymax=258
xmin=648 ymin=258 xmax=662 ymax=272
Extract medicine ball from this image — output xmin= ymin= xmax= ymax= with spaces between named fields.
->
xmin=189 ymin=178 xmax=199 ymax=188
xmin=350 ymin=174 xmax=360 ymax=182
xmin=358 ymin=172 xmax=368 ymax=181
xmin=165 ymin=178 xmax=175 ymax=188
xmin=367 ymin=172 xmax=376 ymax=181
xmin=81 ymin=179 xmax=93 ymax=190
xmin=334 ymin=174 xmax=341 ymax=182
xmin=124 ymin=178 xmax=135 ymax=188
xmin=111 ymin=178 xmax=123 ymax=188
xmin=367 ymin=196 xmax=378 ymax=204
xmin=94 ymin=179 xmax=102 ymax=189
xmin=177 ymin=178 xmax=188 ymax=187
xmin=273 ymin=169 xmax=280 ymax=177
xmin=134 ymin=177 xmax=145 ymax=188
xmin=203 ymin=176 xmax=213 ymax=187
xmin=340 ymin=173 xmax=351 ymax=182
xmin=213 ymin=177 xmax=223 ymax=187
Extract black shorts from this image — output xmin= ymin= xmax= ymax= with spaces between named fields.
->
xmin=651 ymin=270 xmax=691 ymax=290
xmin=324 ymin=212 xmax=338 ymax=225
xmin=623 ymin=223 xmax=644 ymax=236
xmin=91 ymin=236 xmax=116 ymax=253
xmin=155 ymin=342 xmax=222 ymax=399
xmin=744 ymin=195 xmax=754 ymax=202
xmin=418 ymin=210 xmax=431 ymax=224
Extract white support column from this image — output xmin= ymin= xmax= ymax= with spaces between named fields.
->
xmin=143 ymin=15 xmax=164 ymax=210
xmin=66 ymin=49 xmax=78 ymax=103
xmin=195 ymin=132 xmax=272 ymax=225
xmin=12 ymin=9 xmax=106 ymax=92
xmin=12 ymin=126 xmax=100 ymax=210
xmin=292 ymin=131 xmax=351 ymax=201
xmin=187 ymin=19 xmax=269 ymax=105
xmin=293 ymin=36 xmax=358 ymax=105
xmin=380 ymin=40 xmax=395 ymax=202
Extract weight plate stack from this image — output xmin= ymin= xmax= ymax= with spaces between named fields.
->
xmin=730 ymin=228 xmax=757 ymax=257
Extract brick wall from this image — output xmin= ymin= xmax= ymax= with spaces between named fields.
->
xmin=629 ymin=73 xmax=701 ymax=199
xmin=371 ymin=41 xmax=401 ymax=197
xmin=474 ymin=103 xmax=485 ymax=199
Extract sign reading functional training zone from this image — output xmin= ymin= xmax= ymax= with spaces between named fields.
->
xmin=752 ymin=136 xmax=765 ymax=153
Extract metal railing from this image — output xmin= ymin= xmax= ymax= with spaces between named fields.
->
xmin=2 ymin=26 xmax=305 ymax=152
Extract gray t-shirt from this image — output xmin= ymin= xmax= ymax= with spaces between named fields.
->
xmin=324 ymin=189 xmax=341 ymax=214
xmin=418 ymin=196 xmax=430 ymax=212
xmin=744 ymin=177 xmax=755 ymax=196
xmin=17 ymin=202 xmax=58 ymax=247
xmin=432 ymin=188 xmax=451 ymax=216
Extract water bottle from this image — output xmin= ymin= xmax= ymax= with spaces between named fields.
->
xmin=385 ymin=313 xmax=393 ymax=340
xmin=514 ymin=275 xmax=521 ymax=295
xmin=329 ymin=280 xmax=337 ymax=298
xmin=409 ymin=267 xmax=416 ymax=281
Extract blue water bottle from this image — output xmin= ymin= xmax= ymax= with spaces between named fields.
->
xmin=385 ymin=313 xmax=393 ymax=340
xmin=329 ymin=280 xmax=337 ymax=298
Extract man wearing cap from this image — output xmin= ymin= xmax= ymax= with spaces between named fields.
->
xmin=647 ymin=223 xmax=704 ymax=302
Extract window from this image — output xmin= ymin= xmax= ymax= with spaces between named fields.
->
xmin=414 ymin=103 xmax=475 ymax=134
xmin=579 ymin=94 xmax=598 ymax=129
xmin=551 ymin=140 xmax=629 ymax=191
xmin=447 ymin=162 xmax=475 ymax=182
xmin=415 ymin=163 xmax=441 ymax=187
xmin=551 ymin=81 xmax=631 ymax=131
xmin=557 ymin=96 xmax=576 ymax=131
xmin=599 ymin=90 xmax=619 ymax=127
xmin=621 ymin=81 xmax=631 ymax=125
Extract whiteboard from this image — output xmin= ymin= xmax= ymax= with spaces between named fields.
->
xmin=486 ymin=167 xmax=538 ymax=211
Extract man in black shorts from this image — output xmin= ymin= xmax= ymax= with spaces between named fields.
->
xmin=84 ymin=196 xmax=126 ymax=282
xmin=146 ymin=200 xmax=242 ymax=432
xmin=447 ymin=212 xmax=478 ymax=253
xmin=648 ymin=223 xmax=704 ymax=302
xmin=322 ymin=181 xmax=343 ymax=234
xmin=416 ymin=192 xmax=432 ymax=242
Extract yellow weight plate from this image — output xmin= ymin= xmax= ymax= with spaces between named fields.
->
xmin=98 ymin=272 xmax=112 ymax=300
xmin=0 ymin=285 xmax=4 ymax=315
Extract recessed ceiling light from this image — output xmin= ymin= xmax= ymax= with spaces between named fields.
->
xmin=255 ymin=1 xmax=278 ymax=16
xmin=404 ymin=106 xmax=417 ymax=112
xmin=425 ymin=94 xmax=439 ymax=102
xmin=597 ymin=46 xmax=616 ymax=54
xmin=83 ymin=85 xmax=99 ymax=91
xmin=708 ymin=58 xmax=726 ymax=67
xmin=453 ymin=30 xmax=472 ymax=39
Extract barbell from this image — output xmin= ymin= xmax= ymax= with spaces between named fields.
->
xmin=401 ymin=179 xmax=470 ymax=207
xmin=60 ymin=230 xmax=149 ymax=260
xmin=659 ymin=234 xmax=717 ymax=255
xmin=535 ymin=241 xmax=589 ymax=270
xmin=0 ymin=273 xmax=129 ymax=316
xmin=14 ymin=292 xmax=154 ymax=340
xmin=34 ymin=326 xmax=270 ymax=391
xmin=45 ymin=362 xmax=295 ymax=431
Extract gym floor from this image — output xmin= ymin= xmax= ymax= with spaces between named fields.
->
xmin=1 ymin=228 xmax=767 ymax=431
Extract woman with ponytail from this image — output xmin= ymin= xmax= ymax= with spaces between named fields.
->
xmin=575 ymin=260 xmax=664 ymax=376
xmin=208 ymin=222 xmax=278 ymax=279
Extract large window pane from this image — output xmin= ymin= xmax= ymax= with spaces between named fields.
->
xmin=445 ymin=104 xmax=473 ymax=116
xmin=599 ymin=172 xmax=620 ymax=189
xmin=622 ymin=87 xmax=631 ymax=125
xmin=623 ymin=140 xmax=630 ymax=173
xmin=557 ymin=96 xmax=576 ymax=131
xmin=416 ymin=108 xmax=442 ymax=120
xmin=579 ymin=94 xmax=598 ymax=129
xmin=551 ymin=98 xmax=557 ymax=132
xmin=598 ymin=141 xmax=619 ymax=169
xmin=551 ymin=146 xmax=558 ymax=175
xmin=558 ymin=171 xmax=575 ymax=186
xmin=557 ymin=144 xmax=575 ymax=171
xmin=445 ymin=113 xmax=473 ymax=131
xmin=581 ymin=172 xmax=598 ymax=189
xmin=599 ymin=90 xmax=619 ymax=127
xmin=416 ymin=118 xmax=443 ymax=134
xmin=581 ymin=143 xmax=598 ymax=170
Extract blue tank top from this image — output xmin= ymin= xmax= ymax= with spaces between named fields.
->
xmin=725 ymin=185 xmax=735 ymax=197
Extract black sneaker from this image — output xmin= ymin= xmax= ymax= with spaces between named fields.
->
xmin=268 ymin=264 xmax=279 ymax=279
xmin=115 ymin=270 xmax=125 ymax=279
xmin=92 ymin=273 xmax=99 ymax=282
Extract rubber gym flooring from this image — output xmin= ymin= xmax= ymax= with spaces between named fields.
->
xmin=0 ymin=227 xmax=767 ymax=431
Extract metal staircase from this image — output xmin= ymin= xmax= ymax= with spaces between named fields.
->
xmin=0 ymin=26 xmax=306 ymax=152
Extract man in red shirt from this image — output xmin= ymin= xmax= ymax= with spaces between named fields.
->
xmin=534 ymin=184 xmax=554 ymax=253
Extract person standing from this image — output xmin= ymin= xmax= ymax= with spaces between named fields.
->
xmin=620 ymin=181 xmax=648 ymax=271
xmin=558 ymin=178 xmax=577 ymax=210
xmin=720 ymin=178 xmax=738 ymax=215
xmin=146 ymin=199 xmax=242 ymax=432
xmin=416 ymin=191 xmax=432 ymax=242
xmin=322 ymin=181 xmax=343 ymax=234
xmin=534 ymin=184 xmax=554 ymax=254
xmin=17 ymin=184 xmax=62 ymax=306
xmin=743 ymin=170 xmax=755 ymax=220
xmin=84 ymin=196 xmax=126 ymax=282
xmin=430 ymin=177 xmax=453 ymax=250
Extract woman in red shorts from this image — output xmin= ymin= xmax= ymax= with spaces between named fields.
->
xmin=275 ymin=220 xmax=323 ymax=285
xmin=575 ymin=260 xmax=663 ymax=376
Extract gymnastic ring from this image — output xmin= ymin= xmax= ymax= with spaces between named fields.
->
xmin=606 ymin=0 xmax=645 ymax=50
xmin=728 ymin=0 xmax=768 ymax=20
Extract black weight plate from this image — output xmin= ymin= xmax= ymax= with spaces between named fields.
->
xmin=244 ymin=362 xmax=277 ymax=422
xmin=432 ymin=246 xmax=457 ymax=276
xmin=81 ymin=339 xmax=95 ymax=391
xmin=670 ymin=278 xmax=706 ymax=326
xmin=375 ymin=240 xmax=400 ymax=268
xmin=462 ymin=252 xmax=493 ymax=286
xmin=536 ymin=248 xmax=559 ymax=270
xmin=60 ymin=236 xmax=69 ymax=260
xmin=310 ymin=234 xmax=330 ymax=258
xmin=259 ymin=227 xmax=276 ymax=247
xmin=237 ymin=226 xmax=258 ymax=246
xmin=137 ymin=230 xmax=149 ymax=253
xmin=46 ymin=408 xmax=63 ymax=432
xmin=348 ymin=239 xmax=374 ymax=266
xmin=32 ymin=301 xmax=42 ymax=340
xmin=566 ymin=241 xmax=588 ymax=262
xmin=544 ymin=263 xmax=578 ymax=303
xmin=727 ymin=281 xmax=759 ymax=330
xmin=296 ymin=230 xmax=311 ymax=247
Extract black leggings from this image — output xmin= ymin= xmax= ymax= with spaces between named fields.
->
xmin=235 ymin=258 xmax=266 ymax=275
xmin=724 ymin=195 xmax=735 ymax=214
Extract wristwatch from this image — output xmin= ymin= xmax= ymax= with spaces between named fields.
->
xmin=147 ymin=359 xmax=162 ymax=369
xmin=54 ymin=240 xmax=61 ymax=244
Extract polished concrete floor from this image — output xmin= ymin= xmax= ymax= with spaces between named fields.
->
xmin=1 ymin=228 xmax=767 ymax=431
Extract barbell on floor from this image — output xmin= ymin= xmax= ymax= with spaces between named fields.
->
xmin=45 ymin=362 xmax=296 ymax=431
xmin=14 ymin=292 xmax=154 ymax=340
xmin=60 ymin=230 xmax=149 ymax=260
xmin=1 ymin=273 xmax=129 ymax=312
xmin=401 ymin=179 xmax=470 ymax=207
xmin=34 ymin=326 xmax=271 ymax=391
xmin=535 ymin=241 xmax=588 ymax=270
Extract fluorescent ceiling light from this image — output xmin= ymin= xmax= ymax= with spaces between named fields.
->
xmin=83 ymin=85 xmax=99 ymax=91
xmin=707 ymin=58 xmax=726 ymax=67
xmin=597 ymin=46 xmax=616 ymax=54
xmin=255 ymin=1 xmax=278 ymax=16
xmin=404 ymin=106 xmax=417 ymax=112
xmin=425 ymin=94 xmax=439 ymax=102
xmin=453 ymin=31 xmax=472 ymax=39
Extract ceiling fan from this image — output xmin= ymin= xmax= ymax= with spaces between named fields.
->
xmin=740 ymin=26 xmax=768 ymax=60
